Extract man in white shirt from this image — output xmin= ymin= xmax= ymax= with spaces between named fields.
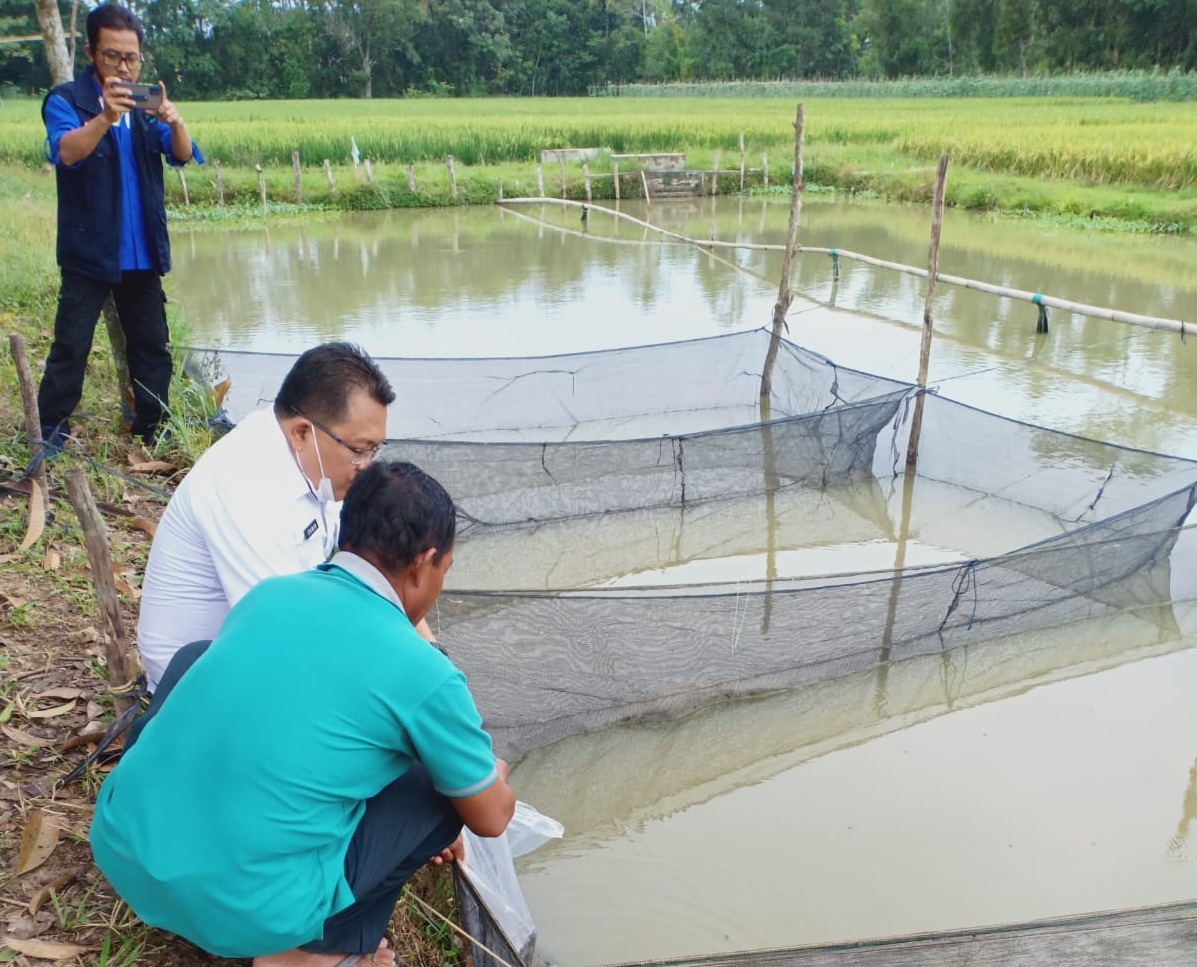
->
xmin=137 ymin=342 xmax=397 ymax=691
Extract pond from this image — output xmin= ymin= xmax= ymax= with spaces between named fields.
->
xmin=170 ymin=196 xmax=1197 ymax=966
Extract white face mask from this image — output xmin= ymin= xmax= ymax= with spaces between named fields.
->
xmin=298 ymin=429 xmax=336 ymax=503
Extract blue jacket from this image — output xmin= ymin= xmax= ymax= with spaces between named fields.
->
xmin=42 ymin=67 xmax=172 ymax=284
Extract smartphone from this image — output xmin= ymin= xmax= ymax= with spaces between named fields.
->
xmin=116 ymin=82 xmax=163 ymax=111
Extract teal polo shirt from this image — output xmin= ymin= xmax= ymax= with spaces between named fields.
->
xmin=90 ymin=558 xmax=497 ymax=957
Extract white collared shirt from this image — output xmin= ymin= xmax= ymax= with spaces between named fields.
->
xmin=137 ymin=407 xmax=338 ymax=691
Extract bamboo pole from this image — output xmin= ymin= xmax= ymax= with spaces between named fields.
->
xmin=739 ymin=132 xmax=746 ymax=191
xmin=762 ymin=152 xmax=769 ymax=187
xmin=324 ymin=159 xmax=336 ymax=199
xmin=447 ymin=155 xmax=458 ymax=198
xmin=292 ymin=151 xmax=302 ymax=203
xmin=613 ymin=160 xmax=620 ymax=201
xmin=9 ymin=334 xmax=49 ymax=551
xmin=711 ymin=149 xmax=721 ymax=195
xmin=583 ymin=163 xmax=592 ymax=201
xmin=65 ymin=471 xmax=135 ymax=715
xmin=640 ymin=169 xmax=651 ymax=206
xmin=536 ymin=165 xmax=545 ymax=197
xmin=905 ymin=153 xmax=951 ymax=470
xmin=406 ymin=164 xmax=416 ymax=192
xmin=213 ymin=159 xmax=224 ymax=205
xmin=255 ymin=164 xmax=266 ymax=210
xmin=760 ymin=104 xmax=805 ymax=400
xmin=364 ymin=158 xmax=374 ymax=183
xmin=176 ymin=168 xmax=189 ymax=206
xmin=497 ymin=178 xmax=503 ymax=202
xmin=498 ymin=198 xmax=1189 ymax=335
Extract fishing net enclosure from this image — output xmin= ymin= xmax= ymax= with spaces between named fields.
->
xmin=193 ymin=329 xmax=1197 ymax=761
xmin=193 ymin=329 xmax=1197 ymax=966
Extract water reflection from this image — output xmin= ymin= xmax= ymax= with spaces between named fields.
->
xmin=171 ymin=196 xmax=1197 ymax=457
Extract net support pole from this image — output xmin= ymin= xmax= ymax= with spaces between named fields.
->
xmin=904 ymin=153 xmax=950 ymax=470
xmin=761 ymin=103 xmax=805 ymax=401
xmin=65 ymin=470 xmax=136 ymax=716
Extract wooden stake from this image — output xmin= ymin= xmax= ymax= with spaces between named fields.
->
xmin=762 ymin=152 xmax=769 ymax=187
xmin=583 ymin=163 xmax=592 ymax=201
xmin=640 ymin=169 xmax=651 ymax=206
xmin=256 ymin=163 xmax=266 ymax=211
xmin=364 ymin=158 xmax=374 ymax=183
xmin=65 ymin=471 xmax=135 ymax=715
xmin=324 ymin=159 xmax=336 ymax=199
xmin=536 ymin=164 xmax=545 ymax=198
xmin=613 ymin=160 xmax=620 ymax=201
xmin=176 ymin=167 xmax=189 ymax=206
xmin=292 ymin=150 xmax=302 ymax=203
xmin=406 ymin=164 xmax=416 ymax=192
xmin=214 ymin=159 xmax=224 ymax=205
xmin=711 ymin=149 xmax=721 ymax=195
xmin=761 ymin=104 xmax=805 ymax=400
xmin=905 ymin=153 xmax=951 ymax=470
xmin=447 ymin=155 xmax=458 ymax=198
xmin=9 ymin=334 xmax=49 ymax=550
xmin=497 ymin=178 xmax=503 ymax=202
xmin=739 ymin=132 xmax=746 ymax=191
xmin=559 ymin=157 xmax=567 ymax=199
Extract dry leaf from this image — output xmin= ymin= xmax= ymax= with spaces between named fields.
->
xmin=0 ymin=590 xmax=28 ymax=609
xmin=31 ymin=688 xmax=81 ymax=702
xmin=129 ymin=516 xmax=158 ymax=538
xmin=213 ymin=376 xmax=232 ymax=408
xmin=42 ymin=548 xmax=61 ymax=572
xmin=28 ymin=873 xmax=77 ymax=916
xmin=0 ymin=726 xmax=50 ymax=749
xmin=17 ymin=477 xmax=46 ymax=552
xmin=2 ymin=936 xmax=91 ymax=960
xmin=127 ymin=459 xmax=177 ymax=474
xmin=14 ymin=809 xmax=60 ymax=875
xmin=25 ymin=702 xmax=75 ymax=720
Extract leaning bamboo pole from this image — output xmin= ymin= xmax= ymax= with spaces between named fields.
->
xmin=761 ymin=104 xmax=805 ymax=400
xmin=499 ymin=198 xmax=1191 ymax=336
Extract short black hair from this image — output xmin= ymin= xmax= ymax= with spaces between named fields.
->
xmin=339 ymin=461 xmax=456 ymax=573
xmin=87 ymin=4 xmax=144 ymax=51
xmin=273 ymin=342 xmax=395 ymax=426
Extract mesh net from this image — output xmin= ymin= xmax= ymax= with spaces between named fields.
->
xmin=191 ymin=330 xmax=1197 ymax=967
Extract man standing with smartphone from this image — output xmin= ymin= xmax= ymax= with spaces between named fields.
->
xmin=39 ymin=2 xmax=202 ymax=451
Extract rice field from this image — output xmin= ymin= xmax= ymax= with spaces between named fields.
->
xmin=1 ymin=97 xmax=1195 ymax=191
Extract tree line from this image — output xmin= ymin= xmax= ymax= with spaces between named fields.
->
xmin=2 ymin=0 xmax=1195 ymax=100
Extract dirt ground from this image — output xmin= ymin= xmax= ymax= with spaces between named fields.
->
xmin=0 ymin=447 xmax=461 ymax=966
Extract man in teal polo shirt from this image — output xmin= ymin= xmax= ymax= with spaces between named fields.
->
xmin=90 ymin=461 xmax=516 ymax=965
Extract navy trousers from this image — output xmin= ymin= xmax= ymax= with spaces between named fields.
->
xmin=38 ymin=269 xmax=172 ymax=441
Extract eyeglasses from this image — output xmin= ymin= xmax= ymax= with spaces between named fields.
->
xmin=99 ymin=49 xmax=145 ymax=69
xmin=293 ymin=407 xmax=383 ymax=467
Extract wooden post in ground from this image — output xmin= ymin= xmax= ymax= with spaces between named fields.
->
xmin=65 ymin=471 xmax=136 ymax=715
xmin=292 ymin=151 xmax=302 ymax=203
xmin=640 ymin=169 xmax=651 ymax=206
xmin=256 ymin=164 xmax=266 ymax=211
xmin=762 ymin=152 xmax=769 ymax=187
xmin=497 ymin=178 xmax=504 ymax=202
xmin=447 ymin=155 xmax=458 ymax=198
xmin=176 ymin=168 xmax=189 ymax=206
xmin=214 ymin=159 xmax=225 ymax=205
xmin=583 ymin=163 xmax=592 ymax=201
xmin=613 ymin=160 xmax=620 ymax=201
xmin=905 ymin=153 xmax=951 ymax=470
xmin=559 ymin=157 xmax=567 ymax=198
xmin=9 ymin=334 xmax=49 ymax=551
xmin=739 ymin=132 xmax=746 ymax=191
xmin=761 ymin=103 xmax=805 ymax=401
xmin=364 ymin=159 xmax=374 ymax=183
xmin=406 ymin=164 xmax=416 ymax=192
xmin=536 ymin=165 xmax=545 ymax=197
xmin=324 ymin=159 xmax=336 ymax=200
xmin=711 ymin=149 xmax=721 ymax=195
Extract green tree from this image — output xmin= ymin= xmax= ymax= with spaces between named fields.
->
xmin=764 ymin=0 xmax=856 ymax=77
xmin=854 ymin=0 xmax=949 ymax=76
